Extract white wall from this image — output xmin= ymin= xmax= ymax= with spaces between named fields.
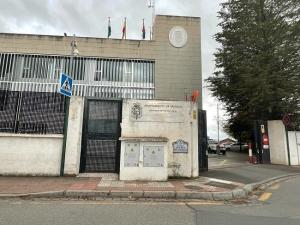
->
xmin=268 ymin=120 xmax=289 ymax=165
xmin=0 ymin=133 xmax=63 ymax=176
xmin=120 ymin=99 xmax=198 ymax=178
xmin=64 ymin=96 xmax=85 ymax=175
xmin=288 ymin=131 xmax=300 ymax=166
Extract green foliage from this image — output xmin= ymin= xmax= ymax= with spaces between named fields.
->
xmin=208 ymin=0 xmax=300 ymax=138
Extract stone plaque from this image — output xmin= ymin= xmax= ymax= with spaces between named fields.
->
xmin=124 ymin=142 xmax=140 ymax=167
xmin=129 ymin=101 xmax=185 ymax=123
xmin=173 ymin=139 xmax=188 ymax=153
xmin=143 ymin=146 xmax=164 ymax=167
xmin=169 ymin=26 xmax=188 ymax=48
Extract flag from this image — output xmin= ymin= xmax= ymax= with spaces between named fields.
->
xmin=108 ymin=18 xmax=111 ymax=38
xmin=142 ymin=19 xmax=146 ymax=39
xmin=122 ymin=18 xmax=126 ymax=39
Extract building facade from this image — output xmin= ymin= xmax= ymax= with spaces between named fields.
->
xmin=0 ymin=15 xmax=202 ymax=176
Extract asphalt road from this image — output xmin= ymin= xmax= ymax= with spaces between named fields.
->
xmin=206 ymin=151 xmax=300 ymax=183
xmin=0 ymin=176 xmax=300 ymax=225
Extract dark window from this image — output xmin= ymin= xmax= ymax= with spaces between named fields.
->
xmin=0 ymin=54 xmax=14 ymax=78
xmin=0 ymin=90 xmax=8 ymax=111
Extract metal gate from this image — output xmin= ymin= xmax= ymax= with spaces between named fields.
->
xmin=198 ymin=110 xmax=208 ymax=172
xmin=80 ymin=99 xmax=122 ymax=173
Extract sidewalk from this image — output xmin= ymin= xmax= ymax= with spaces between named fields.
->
xmin=0 ymin=164 xmax=299 ymax=201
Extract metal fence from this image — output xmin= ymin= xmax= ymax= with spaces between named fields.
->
xmin=0 ymin=52 xmax=155 ymax=99
xmin=0 ymin=90 xmax=66 ymax=134
xmin=0 ymin=52 xmax=156 ymax=134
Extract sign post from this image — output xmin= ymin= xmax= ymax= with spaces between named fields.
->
xmin=59 ymin=73 xmax=73 ymax=176
xmin=283 ymin=114 xmax=291 ymax=166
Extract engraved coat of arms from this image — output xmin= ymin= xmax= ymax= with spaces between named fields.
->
xmin=131 ymin=103 xmax=143 ymax=120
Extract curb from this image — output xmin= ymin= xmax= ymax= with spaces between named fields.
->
xmin=1 ymin=173 xmax=299 ymax=201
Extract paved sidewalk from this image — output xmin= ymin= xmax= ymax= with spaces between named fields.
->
xmin=0 ymin=164 xmax=299 ymax=201
xmin=0 ymin=176 xmax=243 ymax=195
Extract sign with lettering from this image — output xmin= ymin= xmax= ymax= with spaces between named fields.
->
xmin=129 ymin=101 xmax=185 ymax=123
xmin=172 ymin=139 xmax=188 ymax=153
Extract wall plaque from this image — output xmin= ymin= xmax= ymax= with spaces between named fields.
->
xmin=124 ymin=142 xmax=140 ymax=167
xmin=143 ymin=146 xmax=164 ymax=167
xmin=169 ymin=26 xmax=188 ymax=48
xmin=173 ymin=139 xmax=188 ymax=153
xmin=129 ymin=101 xmax=185 ymax=123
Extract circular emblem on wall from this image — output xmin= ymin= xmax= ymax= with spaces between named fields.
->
xmin=169 ymin=26 xmax=188 ymax=48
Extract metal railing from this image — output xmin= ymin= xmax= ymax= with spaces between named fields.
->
xmin=0 ymin=53 xmax=155 ymax=99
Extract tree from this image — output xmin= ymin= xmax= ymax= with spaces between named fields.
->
xmin=207 ymin=0 xmax=300 ymax=139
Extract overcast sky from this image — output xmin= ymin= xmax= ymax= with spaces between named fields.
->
xmin=0 ymin=0 xmax=229 ymax=140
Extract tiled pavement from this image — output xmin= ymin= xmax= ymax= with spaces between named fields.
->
xmin=0 ymin=175 xmax=244 ymax=195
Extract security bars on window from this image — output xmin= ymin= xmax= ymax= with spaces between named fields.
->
xmin=0 ymin=53 xmax=155 ymax=99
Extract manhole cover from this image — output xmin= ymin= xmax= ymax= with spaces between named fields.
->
xmin=205 ymin=181 xmax=238 ymax=189
xmin=184 ymin=185 xmax=204 ymax=191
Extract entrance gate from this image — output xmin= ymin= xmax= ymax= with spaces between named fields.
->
xmin=80 ymin=99 xmax=122 ymax=173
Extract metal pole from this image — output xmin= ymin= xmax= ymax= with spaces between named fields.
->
xmin=217 ymin=103 xmax=220 ymax=143
xmin=60 ymin=96 xmax=70 ymax=176
xmin=148 ymin=0 xmax=155 ymax=40
xmin=285 ymin=125 xmax=291 ymax=166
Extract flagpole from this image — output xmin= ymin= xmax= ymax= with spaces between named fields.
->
xmin=142 ymin=19 xmax=145 ymax=40
xmin=125 ymin=17 xmax=127 ymax=39
xmin=108 ymin=17 xmax=111 ymax=38
xmin=148 ymin=0 xmax=155 ymax=40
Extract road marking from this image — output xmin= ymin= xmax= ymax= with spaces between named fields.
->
xmin=209 ymin=177 xmax=233 ymax=184
xmin=269 ymin=183 xmax=280 ymax=190
xmin=258 ymin=192 xmax=272 ymax=201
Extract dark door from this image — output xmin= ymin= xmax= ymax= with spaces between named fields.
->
xmin=80 ymin=100 xmax=122 ymax=173
xmin=198 ymin=110 xmax=208 ymax=172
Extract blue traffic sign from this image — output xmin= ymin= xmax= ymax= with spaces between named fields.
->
xmin=59 ymin=73 xmax=72 ymax=97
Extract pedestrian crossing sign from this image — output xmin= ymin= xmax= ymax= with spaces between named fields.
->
xmin=59 ymin=73 xmax=73 ymax=97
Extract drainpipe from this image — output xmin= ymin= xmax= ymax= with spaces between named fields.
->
xmin=60 ymin=97 xmax=70 ymax=176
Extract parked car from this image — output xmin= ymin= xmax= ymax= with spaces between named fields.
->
xmin=226 ymin=142 xmax=248 ymax=152
xmin=208 ymin=141 xmax=226 ymax=155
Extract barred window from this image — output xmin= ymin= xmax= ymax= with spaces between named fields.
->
xmin=0 ymin=90 xmax=66 ymax=134
xmin=0 ymin=53 xmax=14 ymax=78
xmin=0 ymin=90 xmax=8 ymax=111
xmin=64 ymin=57 xmax=85 ymax=80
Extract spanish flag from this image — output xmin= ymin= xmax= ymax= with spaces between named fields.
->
xmin=142 ymin=19 xmax=146 ymax=39
xmin=108 ymin=17 xmax=111 ymax=38
xmin=122 ymin=18 xmax=126 ymax=39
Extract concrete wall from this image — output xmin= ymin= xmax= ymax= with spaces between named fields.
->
xmin=120 ymin=99 xmax=198 ymax=178
xmin=64 ymin=96 xmax=85 ymax=175
xmin=0 ymin=96 xmax=85 ymax=176
xmin=0 ymin=133 xmax=63 ymax=176
xmin=268 ymin=120 xmax=289 ymax=165
xmin=288 ymin=131 xmax=300 ymax=166
xmin=0 ymin=15 xmax=202 ymax=107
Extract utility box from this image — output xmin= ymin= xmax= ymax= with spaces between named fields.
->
xmin=119 ymin=137 xmax=168 ymax=181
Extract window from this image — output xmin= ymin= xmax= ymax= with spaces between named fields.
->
xmin=0 ymin=54 xmax=14 ymax=78
xmin=63 ymin=57 xmax=85 ymax=80
xmin=0 ymin=90 xmax=8 ymax=111
xmin=94 ymin=60 xmax=102 ymax=81
xmin=124 ymin=61 xmax=132 ymax=82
